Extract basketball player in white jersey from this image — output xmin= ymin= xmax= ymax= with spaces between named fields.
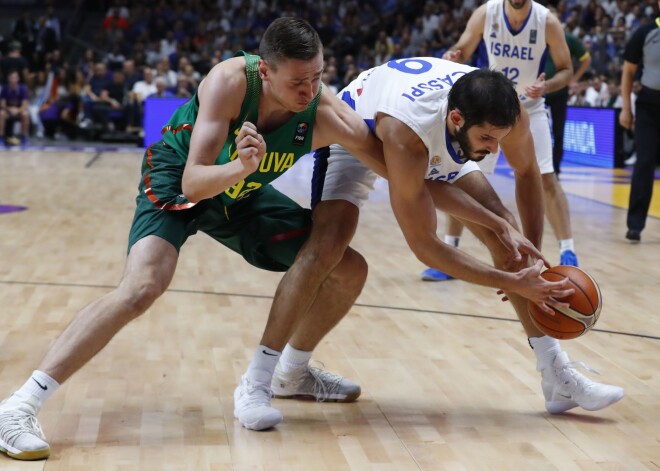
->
xmin=421 ymin=0 xmax=580 ymax=282
xmin=276 ymin=57 xmax=623 ymax=424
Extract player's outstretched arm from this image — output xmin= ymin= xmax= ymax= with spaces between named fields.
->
xmin=442 ymin=4 xmax=487 ymax=63
xmin=312 ymin=87 xmax=387 ymax=178
xmin=375 ymin=112 xmax=569 ymax=310
xmin=182 ymin=58 xmax=264 ymax=203
xmin=499 ymin=107 xmax=545 ymax=250
xmin=425 ymin=180 xmax=548 ymax=267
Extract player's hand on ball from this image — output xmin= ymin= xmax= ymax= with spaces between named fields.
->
xmin=527 ymin=265 xmax=603 ymax=339
xmin=236 ymin=121 xmax=266 ymax=173
xmin=511 ymin=260 xmax=574 ymax=314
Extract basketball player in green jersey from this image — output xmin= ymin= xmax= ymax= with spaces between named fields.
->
xmin=0 ymin=18 xmax=386 ymax=458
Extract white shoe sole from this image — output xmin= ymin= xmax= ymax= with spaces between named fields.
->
xmin=546 ymin=389 xmax=625 ymax=414
xmin=0 ymin=440 xmax=50 ymax=461
xmin=233 ymin=410 xmax=283 ymax=431
xmin=546 ymin=400 xmax=578 ymax=414
xmin=578 ymin=389 xmax=625 ymax=411
xmin=272 ymin=389 xmax=361 ymax=402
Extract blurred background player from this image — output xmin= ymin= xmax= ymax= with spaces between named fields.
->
xmin=545 ymin=6 xmax=592 ymax=176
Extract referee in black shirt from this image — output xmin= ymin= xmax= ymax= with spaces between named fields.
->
xmin=620 ymin=3 xmax=660 ymax=243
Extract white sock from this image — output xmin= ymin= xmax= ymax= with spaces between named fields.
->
xmin=529 ymin=336 xmax=561 ymax=371
xmin=444 ymin=235 xmax=460 ymax=248
xmin=559 ymin=239 xmax=574 ymax=253
xmin=8 ymin=370 xmax=60 ymax=410
xmin=245 ymin=345 xmax=281 ymax=385
xmin=278 ymin=344 xmax=313 ymax=374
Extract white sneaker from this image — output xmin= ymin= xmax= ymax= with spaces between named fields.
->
xmin=272 ymin=363 xmax=361 ymax=402
xmin=0 ymin=395 xmax=50 ymax=460
xmin=233 ymin=376 xmax=283 ymax=431
xmin=541 ymin=352 xmax=624 ymax=414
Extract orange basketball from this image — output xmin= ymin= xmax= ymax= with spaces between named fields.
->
xmin=528 ymin=265 xmax=602 ymax=340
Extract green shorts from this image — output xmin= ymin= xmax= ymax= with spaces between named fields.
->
xmin=128 ymin=140 xmax=311 ymax=272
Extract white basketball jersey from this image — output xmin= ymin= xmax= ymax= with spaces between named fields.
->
xmin=340 ymin=58 xmax=479 ymax=183
xmin=483 ymin=0 xmax=548 ymax=105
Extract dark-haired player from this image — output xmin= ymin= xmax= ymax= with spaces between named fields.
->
xmin=294 ymin=57 xmax=623 ymax=420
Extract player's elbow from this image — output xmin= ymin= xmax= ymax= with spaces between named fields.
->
xmin=181 ymin=175 xmax=202 ymax=204
xmin=557 ymin=66 xmax=573 ymax=84
xmin=182 ymin=190 xmax=202 ymax=205
xmin=406 ymin=236 xmax=435 ymax=267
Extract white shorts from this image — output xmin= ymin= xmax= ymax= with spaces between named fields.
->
xmin=525 ymin=99 xmax=554 ymax=175
xmin=318 ymin=145 xmax=378 ymax=208
xmin=318 ymin=144 xmax=484 ymax=208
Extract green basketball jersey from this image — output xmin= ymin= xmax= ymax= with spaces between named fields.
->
xmin=161 ymin=51 xmax=321 ymax=206
xmin=545 ymin=32 xmax=588 ymax=99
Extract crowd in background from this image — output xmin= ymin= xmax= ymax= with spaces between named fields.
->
xmin=0 ymin=0 xmax=657 ymax=147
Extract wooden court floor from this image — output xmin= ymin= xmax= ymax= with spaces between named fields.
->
xmin=0 ymin=148 xmax=659 ymax=470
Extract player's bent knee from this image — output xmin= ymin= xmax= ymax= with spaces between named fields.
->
xmin=118 ymin=279 xmax=167 ymax=316
xmin=541 ymin=172 xmax=560 ymax=194
xmin=298 ymin=229 xmax=350 ymax=271
xmin=335 ymin=248 xmax=368 ymax=285
xmin=485 ymin=240 xmax=509 ymax=264
xmin=316 ymin=236 xmax=350 ymax=268
xmin=478 ymin=233 xmax=521 ymax=271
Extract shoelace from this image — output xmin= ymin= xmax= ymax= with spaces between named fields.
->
xmin=561 ymin=361 xmax=602 ymax=392
xmin=239 ymin=380 xmax=274 ymax=407
xmin=0 ymin=410 xmax=45 ymax=446
xmin=307 ymin=365 xmax=343 ymax=402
